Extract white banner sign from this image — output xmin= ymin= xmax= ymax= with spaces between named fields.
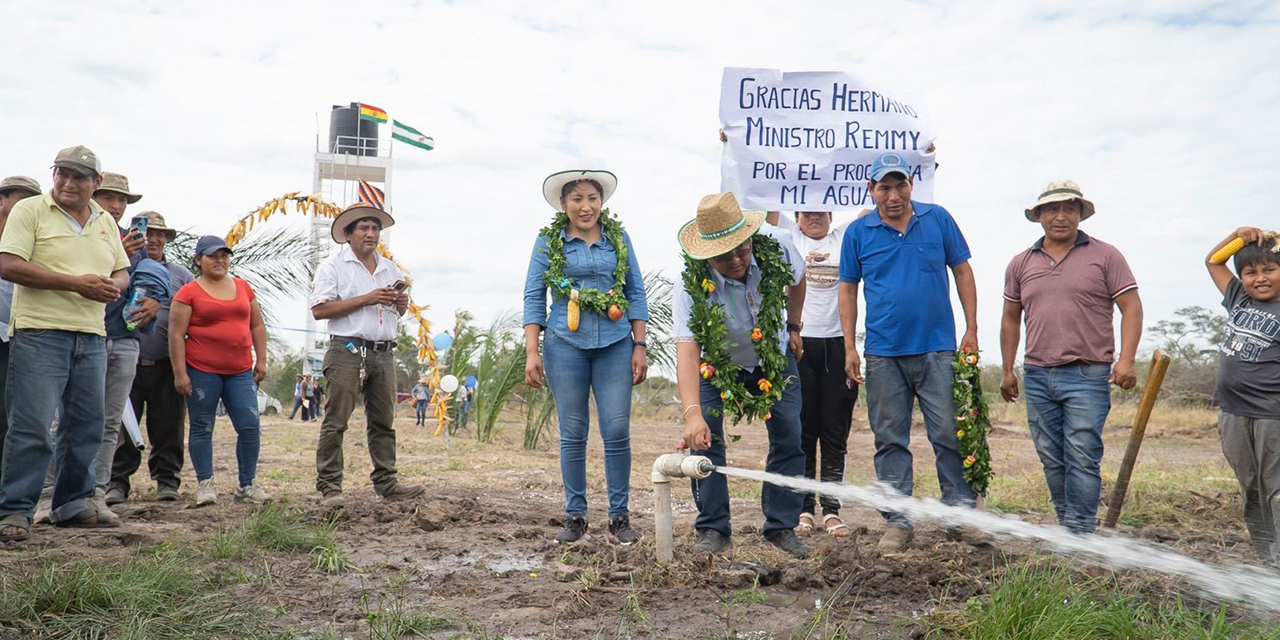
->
xmin=719 ymin=67 xmax=936 ymax=211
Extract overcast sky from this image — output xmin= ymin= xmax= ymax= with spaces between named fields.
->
xmin=3 ymin=0 xmax=1277 ymax=363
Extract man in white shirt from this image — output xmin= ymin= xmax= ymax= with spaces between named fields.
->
xmin=768 ymin=210 xmax=862 ymax=536
xmin=310 ymin=203 xmax=423 ymax=508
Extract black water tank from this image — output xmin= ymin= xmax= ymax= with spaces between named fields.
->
xmin=329 ymin=102 xmax=380 ymax=156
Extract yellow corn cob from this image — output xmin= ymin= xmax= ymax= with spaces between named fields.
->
xmin=567 ymin=289 xmax=581 ymax=332
xmin=1210 ymin=237 xmax=1246 ymax=265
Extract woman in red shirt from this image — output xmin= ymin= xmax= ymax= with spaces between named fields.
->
xmin=169 ymin=236 xmax=269 ymax=507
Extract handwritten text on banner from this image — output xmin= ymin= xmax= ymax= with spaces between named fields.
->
xmin=719 ymin=68 xmax=936 ymax=211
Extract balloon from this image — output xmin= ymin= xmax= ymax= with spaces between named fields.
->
xmin=433 ymin=333 xmax=454 ymax=350
xmin=439 ymin=375 xmax=460 ymax=393
xmin=464 ymin=375 xmax=477 ymax=389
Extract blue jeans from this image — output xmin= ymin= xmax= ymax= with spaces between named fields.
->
xmin=865 ymin=351 xmax=975 ymax=528
xmin=691 ymin=353 xmax=804 ymax=537
xmin=543 ymin=332 xmax=633 ymax=518
xmin=1023 ymin=363 xmax=1111 ymax=534
xmin=186 ymin=366 xmax=260 ymax=488
xmin=415 ymin=400 xmax=427 ymax=422
xmin=0 ymin=330 xmax=106 ymax=523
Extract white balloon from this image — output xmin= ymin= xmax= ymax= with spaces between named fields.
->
xmin=439 ymin=375 xmax=460 ymax=393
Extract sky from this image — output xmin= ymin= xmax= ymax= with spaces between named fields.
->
xmin=2 ymin=0 xmax=1278 ymax=365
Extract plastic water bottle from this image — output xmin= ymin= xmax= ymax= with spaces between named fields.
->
xmin=123 ymin=286 xmax=145 ymax=331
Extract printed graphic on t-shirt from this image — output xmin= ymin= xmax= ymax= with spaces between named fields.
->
xmin=805 ymin=251 xmax=839 ymax=290
xmin=1221 ymin=304 xmax=1280 ymax=362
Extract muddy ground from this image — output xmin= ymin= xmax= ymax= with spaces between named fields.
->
xmin=0 ymin=406 xmax=1258 ymax=639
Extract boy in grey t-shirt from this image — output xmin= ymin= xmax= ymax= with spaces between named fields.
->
xmin=1206 ymin=226 xmax=1280 ymax=566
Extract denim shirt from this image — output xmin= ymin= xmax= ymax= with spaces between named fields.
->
xmin=523 ymin=228 xmax=649 ymax=350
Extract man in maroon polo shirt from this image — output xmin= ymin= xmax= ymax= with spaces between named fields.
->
xmin=999 ymin=179 xmax=1143 ymax=534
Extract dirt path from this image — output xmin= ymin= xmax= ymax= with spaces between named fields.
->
xmin=0 ymin=409 xmax=1254 ymax=638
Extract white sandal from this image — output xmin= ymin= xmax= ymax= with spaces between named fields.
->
xmin=795 ymin=512 xmax=816 ymax=534
xmin=823 ymin=513 xmax=851 ymax=537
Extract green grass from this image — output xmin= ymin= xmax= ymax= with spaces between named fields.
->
xmin=926 ymin=559 xmax=1280 ymax=640
xmin=208 ymin=501 xmax=354 ymax=573
xmin=983 ymin=461 xmax=1240 ymax=528
xmin=0 ymin=545 xmax=261 ymax=639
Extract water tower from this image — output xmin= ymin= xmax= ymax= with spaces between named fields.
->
xmin=306 ymin=102 xmax=395 ymax=371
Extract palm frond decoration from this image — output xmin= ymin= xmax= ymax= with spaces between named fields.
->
xmin=166 ymin=224 xmax=320 ymax=326
xmin=642 ymin=270 xmax=675 ymax=372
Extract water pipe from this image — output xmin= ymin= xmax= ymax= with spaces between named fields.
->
xmin=652 ymin=453 xmax=715 ymax=563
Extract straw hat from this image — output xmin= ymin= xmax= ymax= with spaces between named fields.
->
xmin=678 ymin=192 xmax=765 ymax=260
xmin=331 ymin=202 xmax=395 ymax=244
xmin=418 ymin=376 xmax=429 ymax=384
xmin=1025 ymin=179 xmax=1095 ymax=222
xmin=96 ymin=172 xmax=142 ymax=203
xmin=541 ymin=169 xmax=617 ymax=210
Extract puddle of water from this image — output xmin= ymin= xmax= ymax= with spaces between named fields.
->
xmin=717 ymin=466 xmax=1280 ymax=612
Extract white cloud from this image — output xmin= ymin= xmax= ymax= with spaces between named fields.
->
xmin=1 ymin=0 xmax=1277 ymax=360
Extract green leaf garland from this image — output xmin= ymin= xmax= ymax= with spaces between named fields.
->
xmin=681 ymin=234 xmax=793 ymax=424
xmin=539 ymin=209 xmax=629 ymax=316
xmin=952 ymin=348 xmax=994 ymax=495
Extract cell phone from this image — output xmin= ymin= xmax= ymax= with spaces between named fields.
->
xmin=391 ymin=280 xmax=409 ymax=292
xmin=129 ymin=215 xmax=148 ymax=236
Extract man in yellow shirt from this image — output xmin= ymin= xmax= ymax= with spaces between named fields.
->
xmin=0 ymin=146 xmax=129 ymax=541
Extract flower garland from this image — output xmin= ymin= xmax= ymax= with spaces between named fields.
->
xmin=538 ymin=209 xmax=630 ymax=317
xmin=681 ymin=234 xmax=792 ymax=425
xmin=952 ymin=347 xmax=993 ymax=495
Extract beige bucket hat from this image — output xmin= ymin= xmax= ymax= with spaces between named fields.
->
xmin=678 ymin=192 xmax=766 ymax=260
xmin=96 ymin=172 xmax=142 ymax=203
xmin=331 ymin=202 xmax=395 ymax=244
xmin=542 ymin=169 xmax=617 ymax=210
xmin=0 ymin=176 xmax=41 ymax=197
xmin=1025 ymin=179 xmax=1095 ymax=222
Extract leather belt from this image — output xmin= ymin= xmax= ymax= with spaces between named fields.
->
xmin=331 ymin=335 xmax=395 ymax=352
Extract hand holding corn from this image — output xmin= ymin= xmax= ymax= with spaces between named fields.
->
xmin=1209 ymin=227 xmax=1275 ymax=264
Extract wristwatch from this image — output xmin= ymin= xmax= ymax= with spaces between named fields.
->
xmin=786 ymin=322 xmax=803 ymax=333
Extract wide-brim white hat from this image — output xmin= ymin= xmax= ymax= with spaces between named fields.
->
xmin=331 ymin=202 xmax=396 ymax=244
xmin=1025 ymin=179 xmax=1095 ymax=222
xmin=542 ymin=169 xmax=617 ymax=210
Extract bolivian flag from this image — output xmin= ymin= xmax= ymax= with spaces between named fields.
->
xmin=392 ymin=120 xmax=434 ymax=151
xmin=358 ymin=103 xmax=388 ymax=124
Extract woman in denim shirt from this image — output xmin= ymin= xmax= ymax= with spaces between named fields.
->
xmin=522 ymin=169 xmax=649 ymax=545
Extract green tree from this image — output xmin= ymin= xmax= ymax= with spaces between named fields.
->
xmin=1147 ymin=305 xmax=1226 ymax=404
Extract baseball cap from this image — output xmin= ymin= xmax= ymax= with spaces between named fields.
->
xmin=194 ymin=235 xmax=233 ymax=257
xmin=0 ymin=176 xmax=41 ymax=197
xmin=52 ymin=145 xmax=102 ymax=177
xmin=870 ymin=153 xmax=911 ymax=182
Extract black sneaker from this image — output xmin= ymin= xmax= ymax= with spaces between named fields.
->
xmin=555 ymin=515 xmax=589 ymax=544
xmin=608 ymin=514 xmax=642 ymax=545
xmin=694 ymin=528 xmax=730 ymax=554
xmin=764 ymin=529 xmax=813 ymax=558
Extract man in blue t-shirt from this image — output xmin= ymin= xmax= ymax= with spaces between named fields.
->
xmin=837 ymin=152 xmax=982 ymax=551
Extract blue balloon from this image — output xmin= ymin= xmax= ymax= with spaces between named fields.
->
xmin=433 ymin=333 xmax=453 ymax=350
xmin=465 ymin=375 xmax=477 ymax=389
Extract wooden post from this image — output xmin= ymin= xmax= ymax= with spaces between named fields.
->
xmin=1102 ymin=350 xmax=1172 ymax=529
